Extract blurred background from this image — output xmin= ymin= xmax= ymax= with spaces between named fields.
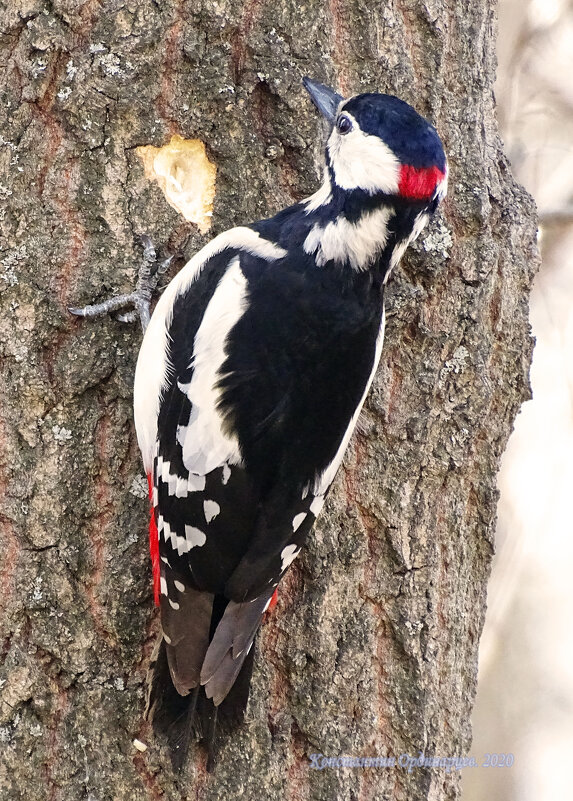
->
xmin=462 ymin=0 xmax=573 ymax=799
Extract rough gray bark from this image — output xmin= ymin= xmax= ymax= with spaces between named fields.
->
xmin=0 ymin=1 xmax=537 ymax=799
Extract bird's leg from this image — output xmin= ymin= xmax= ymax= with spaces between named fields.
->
xmin=69 ymin=236 xmax=174 ymax=333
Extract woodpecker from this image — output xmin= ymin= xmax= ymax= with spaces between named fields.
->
xmin=72 ymin=77 xmax=447 ymax=770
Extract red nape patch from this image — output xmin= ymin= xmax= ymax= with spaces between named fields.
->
xmin=399 ymin=164 xmax=444 ymax=200
xmin=147 ymin=473 xmax=160 ymax=607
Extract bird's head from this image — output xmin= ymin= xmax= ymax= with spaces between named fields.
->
xmin=303 ymin=77 xmax=447 ymax=205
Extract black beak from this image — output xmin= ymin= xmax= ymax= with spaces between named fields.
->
xmin=302 ymin=77 xmax=344 ymax=124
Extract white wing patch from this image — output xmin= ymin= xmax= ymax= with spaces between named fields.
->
xmin=203 ymin=500 xmax=221 ymax=523
xmin=177 ymin=256 xmax=247 ymax=476
xmin=156 ymin=454 xmax=206 ymax=497
xmin=134 ymin=228 xmax=286 ymax=471
xmin=158 ymin=511 xmax=207 ymax=554
xmin=184 ymin=525 xmax=207 ymax=549
xmin=292 ymin=512 xmax=307 ymax=531
xmin=280 ymin=544 xmax=301 ymax=572
xmin=309 ymin=495 xmax=325 ymax=517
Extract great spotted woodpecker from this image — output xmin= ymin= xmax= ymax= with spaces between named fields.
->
xmin=72 ymin=77 xmax=447 ymax=770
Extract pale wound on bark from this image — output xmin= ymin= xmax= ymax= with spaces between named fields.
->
xmin=137 ymin=136 xmax=217 ymax=234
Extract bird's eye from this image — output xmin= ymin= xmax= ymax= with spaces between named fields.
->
xmin=336 ymin=115 xmax=352 ymax=135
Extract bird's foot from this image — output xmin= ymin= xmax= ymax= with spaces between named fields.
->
xmin=69 ymin=236 xmax=174 ymax=332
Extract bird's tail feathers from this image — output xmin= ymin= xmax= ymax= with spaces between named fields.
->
xmin=145 ymin=600 xmax=260 ymax=772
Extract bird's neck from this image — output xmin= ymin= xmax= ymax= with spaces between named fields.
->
xmin=299 ymin=173 xmax=428 ymax=277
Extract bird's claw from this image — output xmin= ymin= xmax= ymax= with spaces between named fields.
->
xmin=69 ymin=238 xmax=175 ymax=333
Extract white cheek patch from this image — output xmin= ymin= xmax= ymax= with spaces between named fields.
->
xmin=328 ymin=118 xmax=401 ymax=195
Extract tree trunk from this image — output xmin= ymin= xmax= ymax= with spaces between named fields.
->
xmin=0 ymin=1 xmax=537 ymax=799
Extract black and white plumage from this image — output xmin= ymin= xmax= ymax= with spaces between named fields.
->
xmin=136 ymin=78 xmax=447 ymax=769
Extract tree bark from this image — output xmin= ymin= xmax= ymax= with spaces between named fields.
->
xmin=0 ymin=1 xmax=537 ymax=799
